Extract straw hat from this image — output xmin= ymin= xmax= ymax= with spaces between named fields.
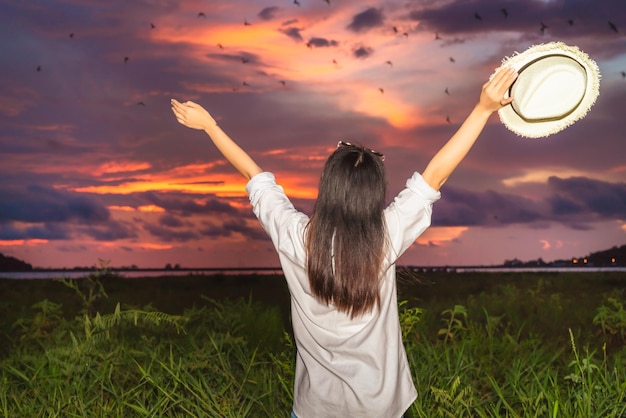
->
xmin=496 ymin=42 xmax=601 ymax=138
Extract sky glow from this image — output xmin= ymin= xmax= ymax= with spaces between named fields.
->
xmin=0 ymin=0 xmax=625 ymax=269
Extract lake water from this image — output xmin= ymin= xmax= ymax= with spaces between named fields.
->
xmin=0 ymin=268 xmax=283 ymax=280
xmin=1 ymin=266 xmax=625 ymax=280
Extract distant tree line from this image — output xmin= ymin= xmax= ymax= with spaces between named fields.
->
xmin=503 ymin=244 xmax=626 ymax=268
xmin=0 ymin=253 xmax=33 ymax=272
xmin=1 ymin=244 xmax=625 ymax=272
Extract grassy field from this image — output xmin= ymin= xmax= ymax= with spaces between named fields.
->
xmin=1 ymin=270 xmax=625 ymax=416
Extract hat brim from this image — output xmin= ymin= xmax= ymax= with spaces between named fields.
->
xmin=496 ymin=42 xmax=600 ymax=138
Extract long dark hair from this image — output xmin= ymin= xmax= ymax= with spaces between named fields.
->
xmin=305 ymin=142 xmax=388 ymax=318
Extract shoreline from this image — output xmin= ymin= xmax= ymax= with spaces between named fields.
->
xmin=1 ymin=266 xmax=626 ymax=280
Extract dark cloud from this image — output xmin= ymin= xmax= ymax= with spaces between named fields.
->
xmin=258 ymin=6 xmax=280 ymax=21
xmin=282 ymin=18 xmax=298 ymax=26
xmin=0 ymin=223 xmax=69 ymax=240
xmin=159 ymin=213 xmax=187 ymax=228
xmin=306 ymin=37 xmax=339 ymax=48
xmin=80 ymin=220 xmax=138 ymax=241
xmin=347 ymin=7 xmax=385 ymax=33
xmin=280 ymin=26 xmax=304 ymax=42
xmin=222 ymin=220 xmax=269 ymax=240
xmin=433 ymin=176 xmax=626 ymax=229
xmin=0 ymin=185 xmax=110 ymax=224
xmin=353 ymin=45 xmax=374 ymax=59
xmin=217 ymin=51 xmax=259 ymax=65
xmin=0 ymin=217 xmax=137 ymax=242
xmin=433 ymin=187 xmax=543 ymax=227
xmin=407 ymin=0 xmax=626 ymax=40
xmin=547 ymin=176 xmax=626 ymax=218
xmin=143 ymin=223 xmax=199 ymax=242
xmin=199 ymin=220 xmax=269 ymax=241
xmin=139 ymin=192 xmax=239 ymax=216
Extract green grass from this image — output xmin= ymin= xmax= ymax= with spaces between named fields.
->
xmin=1 ymin=271 xmax=625 ymax=417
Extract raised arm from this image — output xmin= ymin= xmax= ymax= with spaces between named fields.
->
xmin=421 ymin=67 xmax=518 ymax=191
xmin=170 ymin=99 xmax=263 ymax=179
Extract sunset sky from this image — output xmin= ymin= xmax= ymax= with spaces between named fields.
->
xmin=1 ymin=0 xmax=625 ymax=269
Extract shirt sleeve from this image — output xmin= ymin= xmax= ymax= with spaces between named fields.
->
xmin=246 ymin=172 xmax=309 ymax=265
xmin=384 ymin=172 xmax=441 ymax=262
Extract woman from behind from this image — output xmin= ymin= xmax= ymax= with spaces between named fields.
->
xmin=171 ymin=66 xmax=518 ymax=417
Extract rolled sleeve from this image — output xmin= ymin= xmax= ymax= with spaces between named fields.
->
xmin=384 ymin=172 xmax=441 ymax=260
xmin=246 ymin=172 xmax=308 ymax=265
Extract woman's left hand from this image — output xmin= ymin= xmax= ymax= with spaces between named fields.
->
xmin=478 ymin=67 xmax=518 ymax=113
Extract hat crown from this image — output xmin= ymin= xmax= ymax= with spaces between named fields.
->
xmin=511 ymin=55 xmax=587 ymax=121
xmin=496 ymin=42 xmax=600 ymax=138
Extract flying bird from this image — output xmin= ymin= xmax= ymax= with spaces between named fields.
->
xmin=242 ymin=81 xmax=250 ymax=87
xmin=323 ymin=0 xmax=330 ymax=5
xmin=385 ymin=60 xmax=393 ymax=67
xmin=393 ymin=26 xmax=398 ymax=34
xmin=446 ymin=115 xmax=451 ymax=124
xmin=69 ymin=33 xmax=75 ymax=38
xmin=124 ymin=56 xmax=129 ymax=63
xmin=294 ymin=0 xmax=301 ymax=6
xmin=402 ymin=32 xmax=409 ymax=38
xmin=621 ymin=71 xmax=625 ymax=78
xmin=198 ymin=12 xmax=206 ymax=18
xmin=244 ymin=19 xmax=251 ymax=26
xmin=150 ymin=23 xmax=155 ymax=29
xmin=568 ymin=19 xmax=574 ymax=26
xmin=378 ymin=88 xmax=384 ymax=94
xmin=474 ymin=12 xmax=482 ymax=21
xmin=608 ymin=21 xmax=618 ymax=33
xmin=449 ymin=57 xmax=455 ymax=63
xmin=332 ymin=59 xmax=338 ymax=66
xmin=435 ymin=32 xmax=441 ymax=40
xmin=445 ymin=87 xmax=449 ymax=95
xmin=217 ymin=43 xmax=224 ymax=49
xmin=36 ymin=65 xmax=41 ymax=72
xmin=241 ymin=58 xmax=249 ymax=64
xmin=501 ymin=8 xmax=508 ymax=18
xmin=279 ymin=80 xmax=286 ymax=86
xmin=540 ymin=21 xmax=548 ymax=34
xmin=137 ymin=101 xmax=146 ymax=106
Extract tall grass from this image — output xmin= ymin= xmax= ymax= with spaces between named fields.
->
xmin=1 ymin=272 xmax=625 ymax=417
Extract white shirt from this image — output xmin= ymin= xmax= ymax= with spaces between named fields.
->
xmin=246 ymin=171 xmax=441 ymax=418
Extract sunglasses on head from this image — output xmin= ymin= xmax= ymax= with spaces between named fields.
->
xmin=337 ymin=140 xmax=385 ymax=161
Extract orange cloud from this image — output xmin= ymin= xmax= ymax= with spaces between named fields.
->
xmin=73 ymin=179 xmax=246 ymax=196
xmin=98 ymin=161 xmax=152 ymax=175
xmin=137 ymin=243 xmax=173 ymax=250
xmin=108 ymin=205 xmax=165 ymax=212
xmin=343 ymin=82 xmax=426 ymax=129
xmin=71 ymin=158 xmax=320 ymax=199
xmin=69 ymin=162 xmax=236 ymax=195
xmin=108 ymin=205 xmax=136 ymax=212
xmin=0 ymin=239 xmax=48 ymax=247
xmin=98 ymin=241 xmax=172 ymax=250
xmin=152 ymin=8 xmax=437 ymax=132
xmin=138 ymin=205 xmax=166 ymax=213
xmin=416 ymin=226 xmax=468 ymax=245
xmin=30 ymin=124 xmax=75 ymax=132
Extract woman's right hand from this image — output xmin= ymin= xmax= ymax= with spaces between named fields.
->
xmin=171 ymin=99 xmax=217 ymax=130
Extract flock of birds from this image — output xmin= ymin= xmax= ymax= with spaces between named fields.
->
xmin=33 ymin=1 xmax=625 ymax=124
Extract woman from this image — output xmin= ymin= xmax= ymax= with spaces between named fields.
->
xmin=171 ymin=67 xmax=517 ymax=418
